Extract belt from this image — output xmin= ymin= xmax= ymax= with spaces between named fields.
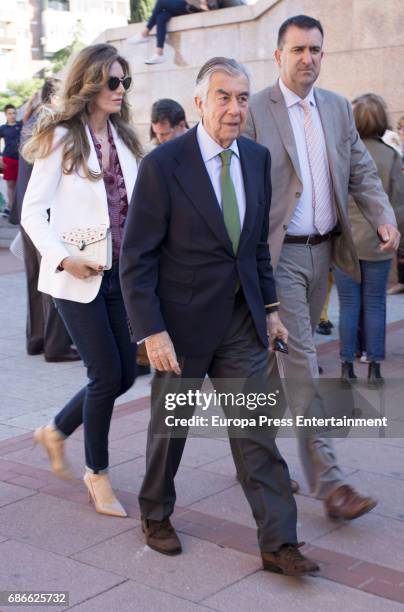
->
xmin=284 ymin=232 xmax=333 ymax=246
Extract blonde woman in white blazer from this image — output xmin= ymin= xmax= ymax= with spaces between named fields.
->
xmin=21 ymin=44 xmax=142 ymax=517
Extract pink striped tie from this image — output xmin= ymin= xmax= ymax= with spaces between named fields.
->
xmin=299 ymin=100 xmax=333 ymax=235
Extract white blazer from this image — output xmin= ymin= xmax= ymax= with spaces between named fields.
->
xmin=21 ymin=122 xmax=138 ymax=303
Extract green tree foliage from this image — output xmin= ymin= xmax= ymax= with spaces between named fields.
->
xmin=0 ymin=79 xmax=43 ymax=111
xmin=130 ymin=0 xmax=154 ymax=23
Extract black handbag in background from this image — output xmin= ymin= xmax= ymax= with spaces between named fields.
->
xmin=186 ymin=0 xmax=219 ymax=12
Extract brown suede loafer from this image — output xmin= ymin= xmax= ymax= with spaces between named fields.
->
xmin=142 ymin=517 xmax=182 ymax=555
xmin=262 ymin=543 xmax=319 ymax=576
xmin=325 ymin=485 xmax=377 ymax=520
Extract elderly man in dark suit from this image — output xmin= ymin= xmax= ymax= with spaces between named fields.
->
xmin=120 ymin=57 xmax=318 ymax=576
xmin=245 ymin=15 xmax=400 ymax=520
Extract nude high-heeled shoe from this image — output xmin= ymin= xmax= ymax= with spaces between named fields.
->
xmin=33 ymin=424 xmax=74 ymax=480
xmin=83 ymin=472 xmax=127 ymax=518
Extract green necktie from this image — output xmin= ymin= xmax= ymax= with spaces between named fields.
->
xmin=219 ymin=150 xmax=241 ymax=254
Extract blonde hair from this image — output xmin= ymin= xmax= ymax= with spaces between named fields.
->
xmin=23 ymin=44 xmax=143 ymax=180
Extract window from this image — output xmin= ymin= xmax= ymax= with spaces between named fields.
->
xmin=48 ymin=0 xmax=70 ymax=10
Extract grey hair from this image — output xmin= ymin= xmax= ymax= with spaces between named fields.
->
xmin=194 ymin=57 xmax=250 ymax=102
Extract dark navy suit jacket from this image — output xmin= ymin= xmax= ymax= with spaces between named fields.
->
xmin=120 ymin=126 xmax=278 ymax=357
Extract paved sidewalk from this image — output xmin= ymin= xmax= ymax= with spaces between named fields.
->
xmin=1 ymin=249 xmax=404 ymax=611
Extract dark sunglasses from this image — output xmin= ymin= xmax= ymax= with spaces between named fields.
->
xmin=107 ymin=76 xmax=132 ymax=91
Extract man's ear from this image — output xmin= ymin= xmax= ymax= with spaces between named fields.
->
xmin=194 ymin=96 xmax=203 ymax=118
xmin=274 ymin=48 xmax=281 ymax=67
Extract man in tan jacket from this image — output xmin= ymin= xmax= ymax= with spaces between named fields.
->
xmin=245 ymin=14 xmax=400 ymax=520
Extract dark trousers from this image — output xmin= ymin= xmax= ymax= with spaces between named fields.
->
xmin=21 ymin=227 xmax=71 ymax=358
xmin=139 ymin=292 xmax=297 ymax=552
xmin=54 ymin=262 xmax=137 ymax=472
xmin=147 ymin=0 xmax=187 ymax=48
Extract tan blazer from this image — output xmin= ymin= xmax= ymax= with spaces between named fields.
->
xmin=245 ymin=81 xmax=397 ymax=281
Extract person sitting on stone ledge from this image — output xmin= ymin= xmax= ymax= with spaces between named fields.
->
xmin=128 ymin=0 xmax=208 ymax=65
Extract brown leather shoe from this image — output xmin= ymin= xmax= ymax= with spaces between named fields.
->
xmin=291 ymin=479 xmax=300 ymax=494
xmin=262 ymin=543 xmax=319 ymax=576
xmin=325 ymin=485 xmax=377 ymax=520
xmin=141 ymin=517 xmax=182 ymax=555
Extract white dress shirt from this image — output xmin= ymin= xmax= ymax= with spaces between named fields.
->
xmin=279 ymin=78 xmax=336 ymax=235
xmin=196 ymin=121 xmax=246 ymax=228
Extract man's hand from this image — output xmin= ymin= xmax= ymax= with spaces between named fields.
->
xmin=145 ymin=331 xmax=181 ymax=375
xmin=266 ymin=311 xmax=288 ymax=349
xmin=378 ymin=224 xmax=401 ymax=252
xmin=61 ymin=256 xmax=104 ymax=279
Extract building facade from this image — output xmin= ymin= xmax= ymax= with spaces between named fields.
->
xmin=0 ymin=1 xmax=34 ymax=91
xmin=0 ymin=0 xmax=130 ymax=92
xmin=41 ymin=0 xmax=130 ymax=56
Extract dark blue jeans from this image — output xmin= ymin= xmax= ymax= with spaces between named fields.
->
xmin=54 ymin=262 xmax=137 ymax=472
xmin=147 ymin=0 xmax=187 ymax=48
xmin=334 ymin=259 xmax=391 ymax=363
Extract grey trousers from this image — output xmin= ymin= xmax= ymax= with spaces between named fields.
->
xmin=21 ymin=227 xmax=71 ymax=358
xmin=273 ymin=240 xmax=345 ymax=499
xmin=139 ymin=292 xmax=298 ymax=553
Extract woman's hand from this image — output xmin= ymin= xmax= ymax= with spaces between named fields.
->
xmin=378 ymin=224 xmax=401 ymax=252
xmin=60 ymin=256 xmax=104 ymax=279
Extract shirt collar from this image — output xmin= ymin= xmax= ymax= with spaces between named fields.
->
xmin=196 ymin=121 xmax=240 ymax=163
xmin=278 ymin=78 xmax=316 ymax=109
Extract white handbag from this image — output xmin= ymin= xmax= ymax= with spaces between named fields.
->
xmin=61 ymin=225 xmax=112 ymax=270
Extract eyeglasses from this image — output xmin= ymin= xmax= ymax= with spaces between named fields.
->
xmin=107 ymin=76 xmax=132 ymax=91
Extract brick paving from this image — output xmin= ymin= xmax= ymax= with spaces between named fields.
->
xmin=1 ymin=248 xmax=404 ymax=611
